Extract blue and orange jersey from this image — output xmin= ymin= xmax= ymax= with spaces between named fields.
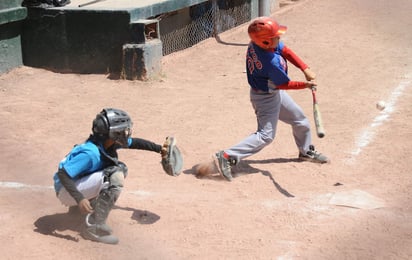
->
xmin=246 ymin=41 xmax=308 ymax=92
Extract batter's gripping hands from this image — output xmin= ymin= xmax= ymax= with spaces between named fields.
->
xmin=161 ymin=136 xmax=183 ymax=176
xmin=303 ymin=68 xmax=316 ymax=81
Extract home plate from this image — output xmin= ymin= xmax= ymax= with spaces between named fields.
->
xmin=329 ymin=189 xmax=385 ymax=209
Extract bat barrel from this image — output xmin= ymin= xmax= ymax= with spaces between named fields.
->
xmin=312 ymin=89 xmax=325 ymax=138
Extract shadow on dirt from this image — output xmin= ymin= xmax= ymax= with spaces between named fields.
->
xmin=214 ymin=35 xmax=249 ymax=46
xmin=113 ymin=206 xmax=160 ymax=225
xmin=33 ymin=212 xmax=83 ymax=242
xmin=241 ymin=158 xmax=302 ymax=164
xmin=33 ymin=207 xmax=160 ymax=241
xmin=184 ymin=158 xmax=297 ymax=197
xmin=235 ymin=159 xmax=296 ymax=198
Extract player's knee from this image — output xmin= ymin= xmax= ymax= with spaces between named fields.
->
xmin=117 ymin=161 xmax=128 ymax=178
xmin=259 ymin=131 xmax=275 ymax=144
xmin=294 ymin=118 xmax=311 ymax=131
xmin=303 ymin=119 xmax=311 ymax=130
xmin=109 ymin=171 xmax=125 ymax=188
xmin=262 ymin=135 xmax=274 ymax=144
xmin=103 ymin=165 xmax=126 ymax=188
xmin=104 ymin=163 xmax=127 ymax=178
xmin=257 ymin=126 xmax=275 ymax=145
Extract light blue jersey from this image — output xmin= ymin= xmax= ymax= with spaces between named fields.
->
xmin=53 ymin=141 xmax=103 ymax=193
xmin=53 ymin=138 xmax=133 ymax=193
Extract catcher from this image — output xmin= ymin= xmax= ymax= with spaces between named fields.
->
xmin=53 ymin=108 xmax=182 ymax=244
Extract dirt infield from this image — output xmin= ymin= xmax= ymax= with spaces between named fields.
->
xmin=1 ymin=0 xmax=412 ymax=259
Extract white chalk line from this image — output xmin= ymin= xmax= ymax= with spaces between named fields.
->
xmin=0 ymin=181 xmax=153 ymax=197
xmin=346 ymin=73 xmax=411 ymax=164
xmin=0 ymin=181 xmax=53 ymax=190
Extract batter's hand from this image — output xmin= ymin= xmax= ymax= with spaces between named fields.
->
xmin=78 ymin=198 xmax=94 ymax=214
xmin=305 ymin=81 xmax=317 ymax=89
xmin=303 ymin=68 xmax=316 ymax=81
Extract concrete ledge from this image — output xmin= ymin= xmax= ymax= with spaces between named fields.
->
xmin=0 ymin=1 xmax=26 ymax=73
xmin=0 ymin=7 xmax=27 ymax=25
xmin=121 ymin=40 xmax=163 ymax=81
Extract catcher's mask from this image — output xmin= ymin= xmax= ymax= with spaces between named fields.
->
xmin=248 ymin=17 xmax=287 ymax=49
xmin=92 ymin=108 xmax=132 ymax=147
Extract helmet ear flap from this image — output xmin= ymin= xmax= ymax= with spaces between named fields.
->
xmin=92 ymin=112 xmax=110 ymax=136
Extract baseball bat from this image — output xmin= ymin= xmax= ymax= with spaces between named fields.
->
xmin=311 ymin=87 xmax=325 ymax=138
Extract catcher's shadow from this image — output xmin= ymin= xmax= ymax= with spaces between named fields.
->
xmin=33 ymin=212 xmax=83 ymax=242
xmin=33 ymin=207 xmax=160 ymax=242
xmin=113 ymin=206 xmax=160 ymax=224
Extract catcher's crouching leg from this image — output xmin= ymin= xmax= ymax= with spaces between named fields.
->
xmin=82 ymin=165 xmax=126 ymax=244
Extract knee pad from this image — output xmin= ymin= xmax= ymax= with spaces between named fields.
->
xmin=102 ymin=166 xmax=125 ymax=199
xmin=109 ymin=171 xmax=124 ymax=189
xmin=118 ymin=161 xmax=128 ymax=178
xmin=103 ymin=163 xmax=128 ymax=179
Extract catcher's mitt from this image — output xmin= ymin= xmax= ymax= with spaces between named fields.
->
xmin=161 ymin=136 xmax=183 ymax=176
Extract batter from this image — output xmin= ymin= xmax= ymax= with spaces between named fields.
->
xmin=215 ymin=17 xmax=329 ymax=181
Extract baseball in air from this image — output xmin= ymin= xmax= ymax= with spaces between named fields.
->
xmin=376 ymin=100 xmax=386 ymax=111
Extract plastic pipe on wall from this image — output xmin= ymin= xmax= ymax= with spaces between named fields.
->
xmin=259 ymin=0 xmax=271 ymax=16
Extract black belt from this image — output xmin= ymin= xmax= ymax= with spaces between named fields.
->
xmin=251 ymin=88 xmax=270 ymax=94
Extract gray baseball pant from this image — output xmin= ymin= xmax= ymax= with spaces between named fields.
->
xmin=225 ymin=89 xmax=312 ymax=161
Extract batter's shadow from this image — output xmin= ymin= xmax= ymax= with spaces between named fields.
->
xmin=184 ymin=157 xmax=296 ymax=197
xmin=234 ymin=159 xmax=295 ymax=198
xmin=33 ymin=207 xmax=160 ymax=242
xmin=242 ymin=158 xmax=302 ymax=164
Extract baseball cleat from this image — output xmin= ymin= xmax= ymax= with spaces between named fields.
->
xmin=82 ymin=227 xmax=119 ymax=244
xmin=214 ymin=151 xmax=234 ymax=181
xmin=85 ymin=213 xmax=113 ymax=234
xmin=82 ymin=214 xmax=117 ymax=244
xmin=299 ymin=145 xmax=329 ymax=164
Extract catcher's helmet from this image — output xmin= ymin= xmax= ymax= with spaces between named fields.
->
xmin=92 ymin=108 xmax=132 ymax=147
xmin=248 ymin=17 xmax=287 ymax=49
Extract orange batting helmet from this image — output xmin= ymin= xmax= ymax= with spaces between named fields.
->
xmin=248 ymin=17 xmax=287 ymax=49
